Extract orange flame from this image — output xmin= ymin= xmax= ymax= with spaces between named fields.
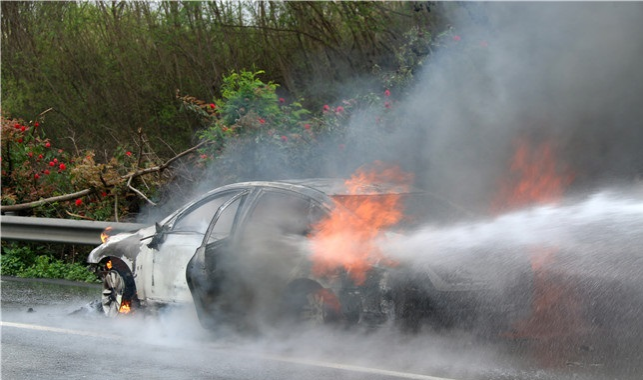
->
xmin=119 ymin=300 xmax=132 ymax=314
xmin=100 ymin=227 xmax=113 ymax=244
xmin=106 ymin=259 xmax=113 ymax=270
xmin=495 ymin=137 xmax=585 ymax=366
xmin=310 ymin=163 xmax=413 ymax=285
xmin=492 ymin=138 xmax=573 ymax=212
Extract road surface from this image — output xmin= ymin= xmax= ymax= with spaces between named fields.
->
xmin=2 ymin=277 xmax=641 ymax=380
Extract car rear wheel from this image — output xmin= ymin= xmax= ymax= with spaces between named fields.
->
xmin=101 ymin=267 xmax=135 ymax=317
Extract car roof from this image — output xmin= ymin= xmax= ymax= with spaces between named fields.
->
xmin=284 ymin=178 xmax=423 ymax=196
xmin=224 ymin=178 xmax=424 ymax=197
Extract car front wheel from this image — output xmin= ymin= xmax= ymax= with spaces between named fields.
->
xmin=101 ymin=266 xmax=135 ymax=317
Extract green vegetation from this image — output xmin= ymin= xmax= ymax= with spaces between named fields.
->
xmin=0 ymin=1 xmax=462 ymax=281
xmin=1 ymin=1 xmax=444 ymax=159
xmin=1 ymin=242 xmax=98 ymax=283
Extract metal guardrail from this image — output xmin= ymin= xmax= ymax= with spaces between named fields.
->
xmin=0 ymin=216 xmax=148 ymax=245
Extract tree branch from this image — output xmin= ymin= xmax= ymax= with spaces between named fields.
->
xmin=1 ymin=188 xmax=94 ymax=213
xmin=126 ymin=176 xmax=157 ymax=207
xmin=1 ymin=141 xmax=210 ymax=213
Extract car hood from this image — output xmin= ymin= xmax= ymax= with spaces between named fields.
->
xmin=87 ymin=225 xmax=155 ymax=264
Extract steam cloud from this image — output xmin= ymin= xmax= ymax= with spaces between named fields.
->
xmin=120 ymin=3 xmax=643 ymax=378
xmin=342 ymin=2 xmax=643 ymax=213
xmin=161 ymin=3 xmax=643 ymax=220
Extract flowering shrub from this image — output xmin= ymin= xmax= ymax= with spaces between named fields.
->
xmin=1 ymin=112 xmax=163 ymax=220
xmin=178 ymin=69 xmax=406 ymax=182
xmin=178 ymin=70 xmax=323 ymax=179
xmin=1 ymin=115 xmax=74 ymax=209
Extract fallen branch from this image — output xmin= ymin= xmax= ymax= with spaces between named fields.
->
xmin=127 ymin=176 xmax=157 ymax=207
xmin=121 ymin=141 xmax=208 ymax=180
xmin=1 ymin=142 xmax=208 ymax=213
xmin=65 ymin=210 xmax=95 ymax=220
xmin=1 ymin=189 xmax=94 ymax=213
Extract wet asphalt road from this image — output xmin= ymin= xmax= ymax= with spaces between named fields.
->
xmin=2 ymin=276 xmax=642 ymax=380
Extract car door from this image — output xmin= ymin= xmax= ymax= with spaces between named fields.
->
xmin=149 ymin=190 xmax=242 ymax=303
xmin=186 ymin=190 xmax=248 ymax=327
xmin=187 ymin=187 xmax=327 ymax=327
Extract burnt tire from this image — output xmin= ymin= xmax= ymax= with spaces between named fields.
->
xmin=101 ymin=267 xmax=136 ymax=317
xmin=283 ymin=280 xmax=342 ymax=326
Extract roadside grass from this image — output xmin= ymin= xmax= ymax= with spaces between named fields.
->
xmin=0 ymin=242 xmax=98 ymax=283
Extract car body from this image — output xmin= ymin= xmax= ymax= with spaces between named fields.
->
xmin=88 ymin=179 xmax=531 ymax=331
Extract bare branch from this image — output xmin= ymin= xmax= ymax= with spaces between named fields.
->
xmin=121 ymin=140 xmax=209 ymax=180
xmin=126 ymin=176 xmax=157 ymax=207
xmin=1 ymin=141 xmax=209 ymax=213
xmin=37 ymin=108 xmax=54 ymax=118
xmin=65 ymin=210 xmax=95 ymax=220
xmin=114 ymin=193 xmax=119 ymax=222
xmin=1 ymin=189 xmax=94 ymax=213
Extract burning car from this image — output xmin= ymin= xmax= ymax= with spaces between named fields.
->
xmin=88 ymin=173 xmax=530 ymax=332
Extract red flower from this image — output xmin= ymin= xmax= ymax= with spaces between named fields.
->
xmin=14 ymin=123 xmax=20 ymax=129
xmin=335 ymin=106 xmax=344 ymax=114
xmin=38 ymin=154 xmax=43 ymax=160
xmin=59 ymin=163 xmax=66 ymax=171
xmin=258 ymin=118 xmax=266 ymax=124
xmin=384 ymin=101 xmax=391 ymax=109
xmin=34 ymin=174 xmax=40 ymax=179
xmin=75 ymin=199 xmax=83 ymax=206
xmin=20 ymin=126 xmax=27 ymax=132
xmin=280 ymin=135 xmax=288 ymax=142
xmin=49 ymin=161 xmax=55 ymax=167
xmin=45 ymin=142 xmax=51 ymax=148
xmin=323 ymin=105 xmax=330 ymax=112
xmin=34 ymin=122 xmax=39 ymax=127
xmin=453 ymin=35 xmax=461 ymax=42
xmin=53 ymin=158 xmax=58 ymax=163
xmin=279 ymin=97 xmax=285 ymax=103
xmin=209 ymin=103 xmax=216 ymax=109
xmin=304 ymin=124 xmax=311 ymax=130
xmin=17 ymin=138 xmax=23 ymax=143
xmin=28 ymin=152 xmax=33 ymax=158
xmin=101 ymin=192 xmax=108 ymax=197
xmin=44 ymin=169 xmax=50 ymax=175
xmin=200 ymin=154 xmax=208 ymax=159
xmin=384 ymin=89 xmax=391 ymax=97
xmin=125 ymin=151 xmax=132 ymax=157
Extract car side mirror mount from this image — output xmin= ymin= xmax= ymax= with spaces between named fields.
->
xmin=147 ymin=222 xmax=166 ymax=250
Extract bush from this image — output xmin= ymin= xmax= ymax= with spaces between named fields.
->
xmin=180 ymin=69 xmax=402 ymax=182
xmin=0 ymin=242 xmax=98 ymax=283
xmin=1 ymin=112 xmax=166 ymax=221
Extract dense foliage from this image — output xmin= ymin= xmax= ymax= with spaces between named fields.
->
xmin=1 ymin=1 xmax=458 ymax=281
xmin=2 ymin=1 xmax=457 ymax=217
xmin=1 ymin=1 xmax=444 ymax=160
xmin=0 ymin=242 xmax=98 ymax=282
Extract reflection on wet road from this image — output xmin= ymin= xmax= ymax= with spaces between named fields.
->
xmin=2 ymin=277 xmax=642 ymax=380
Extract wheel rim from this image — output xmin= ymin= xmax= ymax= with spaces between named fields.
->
xmin=299 ymin=288 xmax=341 ymax=325
xmin=102 ymin=270 xmax=125 ymax=317
xmin=300 ymin=291 xmax=327 ymax=324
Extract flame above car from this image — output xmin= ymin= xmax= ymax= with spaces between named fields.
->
xmin=309 ymin=162 xmax=414 ymax=285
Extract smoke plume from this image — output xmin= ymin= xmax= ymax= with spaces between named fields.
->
xmin=352 ymin=2 xmax=643 ymax=213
